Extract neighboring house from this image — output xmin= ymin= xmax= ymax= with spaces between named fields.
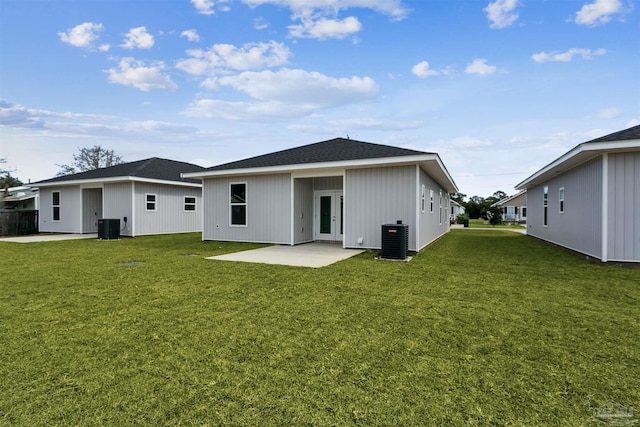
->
xmin=1 ymin=186 xmax=39 ymax=211
xmin=183 ymin=138 xmax=458 ymax=251
xmin=491 ymin=190 xmax=526 ymax=224
xmin=450 ymin=199 xmax=465 ymax=223
xmin=32 ymin=158 xmax=205 ymax=237
xmin=515 ymin=125 xmax=640 ymax=263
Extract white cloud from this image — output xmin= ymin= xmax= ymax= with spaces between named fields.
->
xmin=191 ymin=0 xmax=215 ymax=14
xmin=411 ymin=61 xmax=440 ymax=78
xmin=184 ymin=68 xmax=378 ymax=120
xmin=531 ymin=47 xmax=606 ymax=62
xmin=575 ymin=0 xmax=623 ymax=26
xmin=484 ymin=0 xmax=519 ymax=29
xmin=180 ymin=29 xmax=201 ymax=42
xmin=626 ymin=118 xmax=640 ymax=127
xmin=242 ymin=0 xmax=410 ymax=21
xmin=121 ymin=27 xmax=154 ymax=49
xmin=217 ymin=68 xmax=378 ymax=105
xmin=254 ymin=17 xmax=270 ymax=30
xmin=328 ymin=117 xmax=423 ymax=130
xmin=58 ymin=22 xmax=105 ymax=49
xmin=105 ymin=58 xmax=178 ymax=91
xmin=288 ymin=15 xmax=362 ymax=39
xmin=465 ymin=58 xmax=497 ymax=76
xmin=176 ymin=41 xmax=291 ymax=76
xmin=596 ymin=107 xmax=622 ymax=119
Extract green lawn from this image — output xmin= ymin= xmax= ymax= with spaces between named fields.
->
xmin=1 ymin=231 xmax=638 ymax=426
xmin=466 ymin=219 xmax=526 ymax=229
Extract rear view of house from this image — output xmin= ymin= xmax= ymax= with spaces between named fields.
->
xmin=183 ymin=138 xmax=458 ymax=251
xmin=33 ymin=158 xmax=205 ymax=237
xmin=516 ymin=125 xmax=640 ymax=263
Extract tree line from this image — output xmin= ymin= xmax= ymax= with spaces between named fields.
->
xmin=451 ymin=191 xmax=509 ymax=225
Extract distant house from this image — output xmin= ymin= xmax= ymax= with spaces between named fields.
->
xmin=32 ymin=158 xmax=205 ymax=237
xmin=491 ymin=190 xmax=526 ymax=224
xmin=515 ymin=125 xmax=639 ymax=263
xmin=0 ymin=186 xmax=39 ymax=211
xmin=183 ymin=138 xmax=458 ymax=251
xmin=449 ymin=199 xmax=465 ymax=223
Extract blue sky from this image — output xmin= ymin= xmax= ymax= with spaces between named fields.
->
xmin=1 ymin=0 xmax=637 ymax=197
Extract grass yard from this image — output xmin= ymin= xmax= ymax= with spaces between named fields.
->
xmin=466 ymin=219 xmax=526 ymax=229
xmin=0 ymin=231 xmax=638 ymax=426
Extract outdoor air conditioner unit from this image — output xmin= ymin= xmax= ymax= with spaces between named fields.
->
xmin=98 ymin=218 xmax=120 ymax=240
xmin=380 ymin=221 xmax=408 ymax=260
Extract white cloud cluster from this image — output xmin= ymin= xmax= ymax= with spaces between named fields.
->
xmin=484 ymin=0 xmax=519 ymax=29
xmin=121 ymin=26 xmax=154 ymax=49
xmin=191 ymin=0 xmax=230 ymax=15
xmin=176 ymin=41 xmax=291 ymax=75
xmin=180 ymin=29 xmax=201 ymax=42
xmin=288 ymin=15 xmax=362 ymax=39
xmin=531 ymin=47 xmax=606 ymax=62
xmin=241 ymin=0 xmax=409 ymax=39
xmin=575 ymin=0 xmax=625 ymax=26
xmin=58 ymin=22 xmax=108 ymax=50
xmin=185 ymin=68 xmax=378 ymax=120
xmin=465 ymin=59 xmax=497 ymax=76
xmin=105 ymin=58 xmax=178 ymax=91
xmin=411 ymin=61 xmax=454 ymax=78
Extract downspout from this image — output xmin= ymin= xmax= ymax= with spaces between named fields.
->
xmin=601 ymin=153 xmax=608 ymax=262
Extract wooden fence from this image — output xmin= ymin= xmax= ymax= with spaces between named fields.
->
xmin=0 ymin=210 xmax=39 ymax=236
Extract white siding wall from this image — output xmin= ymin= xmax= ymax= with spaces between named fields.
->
xmin=294 ymin=178 xmax=314 ymax=244
xmin=103 ymin=182 xmax=134 ymax=236
xmin=202 ymin=174 xmax=291 ymax=244
xmin=527 ymin=157 xmax=603 ymax=259
xmin=418 ymin=167 xmax=450 ymax=251
xmin=345 ymin=166 xmax=416 ymax=250
xmin=39 ymin=186 xmax=82 ymax=233
xmin=607 ymin=151 xmax=640 ymax=262
xmin=133 ymin=182 xmax=202 ymax=236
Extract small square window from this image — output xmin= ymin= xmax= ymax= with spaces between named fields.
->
xmin=146 ymin=194 xmax=157 ymax=211
xmin=184 ymin=196 xmax=196 ymax=212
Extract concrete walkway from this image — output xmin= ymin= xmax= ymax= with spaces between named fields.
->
xmin=207 ymin=242 xmax=365 ymax=268
xmin=0 ymin=233 xmax=98 ymax=243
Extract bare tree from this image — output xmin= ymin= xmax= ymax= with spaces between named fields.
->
xmin=56 ymin=146 xmax=124 ymax=176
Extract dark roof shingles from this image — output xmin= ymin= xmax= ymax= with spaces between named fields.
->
xmin=585 ymin=124 xmax=640 ymax=144
xmin=36 ymin=158 xmax=205 ymax=185
xmin=206 ymin=138 xmax=430 ymax=171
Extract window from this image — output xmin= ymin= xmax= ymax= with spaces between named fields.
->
xmin=543 ymin=186 xmax=548 ymax=226
xmin=421 ymin=185 xmax=426 ymax=213
xmin=184 ymin=196 xmax=196 ymax=212
xmin=439 ymin=190 xmax=443 ymax=224
xmin=522 ymin=207 xmax=527 ymax=218
xmin=230 ymin=183 xmax=247 ymax=226
xmin=146 ymin=193 xmax=157 ymax=211
xmin=52 ymin=191 xmax=60 ymax=221
xmin=559 ymin=187 xmax=565 ymax=213
xmin=429 ymin=189 xmax=434 ymax=213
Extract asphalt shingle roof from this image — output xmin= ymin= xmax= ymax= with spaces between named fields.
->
xmin=585 ymin=124 xmax=640 ymax=144
xmin=205 ymin=138 xmax=432 ymax=171
xmin=35 ymin=158 xmax=205 ymax=185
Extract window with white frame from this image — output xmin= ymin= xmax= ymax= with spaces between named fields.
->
xmin=429 ymin=189 xmax=434 ymax=213
xmin=439 ymin=190 xmax=443 ymax=224
xmin=146 ymin=193 xmax=157 ymax=211
xmin=559 ymin=187 xmax=565 ymax=213
xmin=230 ymin=183 xmax=247 ymax=226
xmin=52 ymin=191 xmax=61 ymax=221
xmin=421 ymin=185 xmax=426 ymax=213
xmin=184 ymin=196 xmax=196 ymax=212
xmin=543 ymin=186 xmax=548 ymax=226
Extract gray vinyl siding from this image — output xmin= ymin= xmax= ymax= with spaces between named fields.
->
xmin=294 ymin=178 xmax=314 ymax=244
xmin=103 ymin=182 xmax=134 ymax=236
xmin=203 ymin=174 xmax=291 ymax=244
xmin=345 ymin=166 xmax=416 ymax=250
xmin=82 ymin=188 xmax=103 ymax=233
xmin=39 ymin=186 xmax=82 ymax=233
xmin=607 ymin=152 xmax=640 ymax=262
xmin=133 ymin=182 xmax=202 ymax=236
xmin=418 ymin=167 xmax=450 ymax=251
xmin=527 ymin=157 xmax=603 ymax=259
xmin=313 ymin=176 xmax=343 ymax=191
